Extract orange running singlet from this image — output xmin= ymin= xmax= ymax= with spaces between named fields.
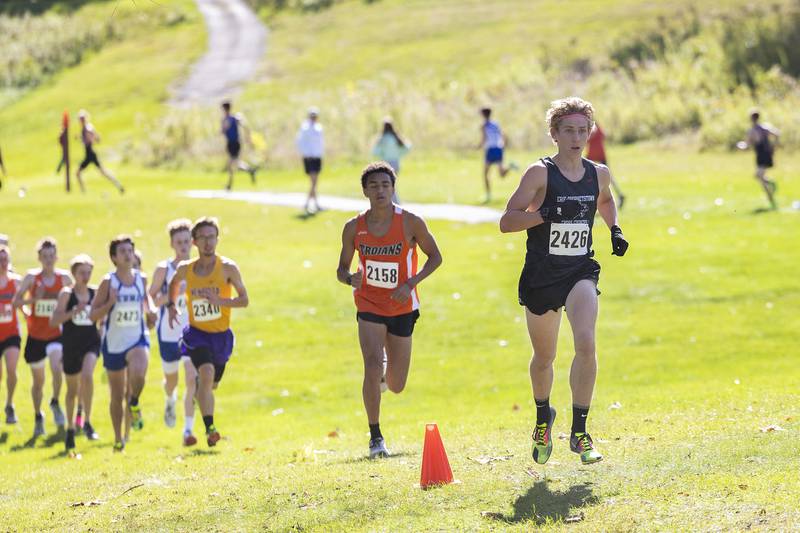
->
xmin=0 ymin=276 xmax=20 ymax=341
xmin=354 ymin=206 xmax=419 ymax=317
xmin=26 ymin=271 xmax=64 ymax=341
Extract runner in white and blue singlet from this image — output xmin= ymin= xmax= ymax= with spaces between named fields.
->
xmin=91 ymin=235 xmax=157 ymax=452
xmin=149 ymin=219 xmax=199 ymax=446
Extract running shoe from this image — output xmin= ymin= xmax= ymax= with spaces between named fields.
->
xmin=164 ymin=395 xmax=177 ymax=428
xmin=33 ymin=415 xmax=46 ymax=438
xmin=532 ymin=407 xmax=556 ymax=465
xmin=570 ymin=432 xmax=603 ymax=464
xmin=130 ymin=404 xmax=144 ymax=431
xmin=83 ymin=421 xmax=99 ymax=440
xmin=75 ymin=406 xmax=84 ymax=429
xmin=113 ymin=441 xmax=125 ymax=453
xmin=183 ymin=431 xmax=197 ymax=447
xmin=248 ymin=167 xmax=258 ymax=184
xmin=50 ymin=399 xmax=66 ymax=428
xmin=369 ymin=437 xmax=389 ymax=459
xmin=4 ymin=404 xmax=17 ymax=424
xmin=206 ymin=425 xmax=221 ymax=447
xmin=65 ymin=428 xmax=76 ymax=452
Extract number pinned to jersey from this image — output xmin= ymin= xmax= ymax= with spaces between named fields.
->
xmin=0 ymin=304 xmax=13 ymax=324
xmin=112 ymin=303 xmax=142 ymax=327
xmin=365 ymin=260 xmax=400 ymax=289
xmin=72 ymin=306 xmax=93 ymax=327
xmin=34 ymin=299 xmax=58 ymax=318
xmin=549 ymin=222 xmax=590 ymax=256
xmin=192 ymin=298 xmax=222 ymax=322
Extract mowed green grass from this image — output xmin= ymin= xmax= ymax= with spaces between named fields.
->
xmin=1 ymin=145 xmax=799 ymax=531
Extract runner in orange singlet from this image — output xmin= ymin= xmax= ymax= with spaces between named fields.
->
xmin=336 ymin=162 xmax=442 ymax=458
xmin=0 ymin=245 xmax=22 ymax=424
xmin=13 ymin=238 xmax=73 ymax=437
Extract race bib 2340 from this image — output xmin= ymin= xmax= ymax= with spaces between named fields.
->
xmin=192 ymin=299 xmax=221 ymax=322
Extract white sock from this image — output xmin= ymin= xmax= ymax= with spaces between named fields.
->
xmin=184 ymin=416 xmax=194 ymax=433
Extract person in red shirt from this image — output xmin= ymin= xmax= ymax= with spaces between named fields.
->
xmin=336 ymin=162 xmax=442 ymax=458
xmin=0 ymin=245 xmax=22 ymax=424
xmin=586 ymin=123 xmax=626 ymax=208
xmin=13 ymin=238 xmax=73 ymax=437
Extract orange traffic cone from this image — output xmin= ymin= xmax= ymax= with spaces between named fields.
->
xmin=420 ymin=423 xmax=453 ymax=489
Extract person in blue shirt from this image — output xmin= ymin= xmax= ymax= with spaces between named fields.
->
xmin=221 ymin=101 xmax=257 ymax=191
xmin=477 ymin=107 xmax=517 ymax=203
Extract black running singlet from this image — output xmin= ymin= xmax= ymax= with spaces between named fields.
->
xmin=521 ymin=157 xmax=599 ymax=288
xmin=61 ymin=288 xmax=99 ymax=347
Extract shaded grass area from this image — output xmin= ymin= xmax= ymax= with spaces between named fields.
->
xmin=0 ymin=147 xmax=798 ymax=530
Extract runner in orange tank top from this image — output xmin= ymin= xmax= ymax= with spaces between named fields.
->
xmin=12 ymin=237 xmax=73 ymax=437
xmin=337 ymin=162 xmax=442 ymax=458
xmin=0 ymin=245 xmax=23 ymax=424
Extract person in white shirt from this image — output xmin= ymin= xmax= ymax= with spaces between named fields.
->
xmin=296 ymin=108 xmax=324 ymax=214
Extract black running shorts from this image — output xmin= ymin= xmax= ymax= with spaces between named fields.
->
xmin=79 ymin=147 xmax=100 ymax=170
xmin=303 ymin=157 xmax=322 ymax=174
xmin=188 ymin=346 xmax=227 ymax=383
xmin=356 ymin=310 xmax=420 ymax=338
xmin=518 ymin=259 xmax=601 ymax=315
xmin=226 ymin=140 xmax=241 ymax=159
xmin=0 ymin=335 xmax=21 ymax=356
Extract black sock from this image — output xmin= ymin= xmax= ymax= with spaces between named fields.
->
xmin=572 ymin=405 xmax=589 ymax=435
xmin=369 ymin=423 xmax=382 ymax=441
xmin=35 ymin=412 xmax=43 ymax=421
xmin=50 ymin=398 xmax=58 ymax=406
xmin=535 ymin=397 xmax=551 ymax=425
xmin=129 ymin=396 xmax=139 ymax=407
xmin=203 ymin=415 xmax=214 ymax=431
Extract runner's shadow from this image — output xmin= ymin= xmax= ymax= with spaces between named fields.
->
xmin=341 ymin=451 xmax=413 ymax=464
xmin=0 ymin=432 xmax=8 ymax=445
xmin=42 ymin=428 xmax=66 ymax=448
xmin=750 ymin=206 xmax=775 ymax=215
xmin=189 ymin=449 xmax=220 ymax=456
xmin=294 ymin=212 xmax=317 ymax=221
xmin=10 ymin=436 xmax=39 ymax=451
xmin=489 ymin=480 xmax=598 ymax=525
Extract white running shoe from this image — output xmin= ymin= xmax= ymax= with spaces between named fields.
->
xmin=369 ymin=437 xmax=390 ymax=459
xmin=164 ymin=395 xmax=177 ymax=428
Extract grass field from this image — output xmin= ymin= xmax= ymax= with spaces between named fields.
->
xmin=1 ymin=0 xmax=800 ymax=530
xmin=1 ymin=145 xmax=799 ymax=531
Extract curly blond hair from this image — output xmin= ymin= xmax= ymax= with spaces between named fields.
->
xmin=546 ymin=97 xmax=595 ymax=133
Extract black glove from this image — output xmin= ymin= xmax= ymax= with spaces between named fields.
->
xmin=611 ymin=225 xmax=628 ymax=256
xmin=540 ymin=200 xmax=584 ymax=223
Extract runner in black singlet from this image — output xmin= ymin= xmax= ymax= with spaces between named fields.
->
xmin=50 ymin=255 xmax=101 ymax=453
xmin=75 ymin=110 xmax=124 ymax=194
xmin=737 ymin=110 xmax=779 ymax=210
xmin=500 ymin=97 xmax=628 ymax=466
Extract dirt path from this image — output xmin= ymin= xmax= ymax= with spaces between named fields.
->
xmin=183 ymin=190 xmax=503 ymax=224
xmin=170 ymin=0 xmax=267 ymax=106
